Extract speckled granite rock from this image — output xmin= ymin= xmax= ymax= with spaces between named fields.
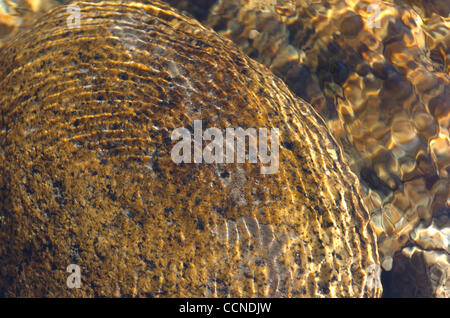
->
xmin=0 ymin=0 xmax=380 ymax=297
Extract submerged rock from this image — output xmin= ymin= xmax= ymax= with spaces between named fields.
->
xmin=0 ymin=0 xmax=380 ymax=297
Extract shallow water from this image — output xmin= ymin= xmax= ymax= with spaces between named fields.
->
xmin=0 ymin=0 xmax=448 ymax=298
